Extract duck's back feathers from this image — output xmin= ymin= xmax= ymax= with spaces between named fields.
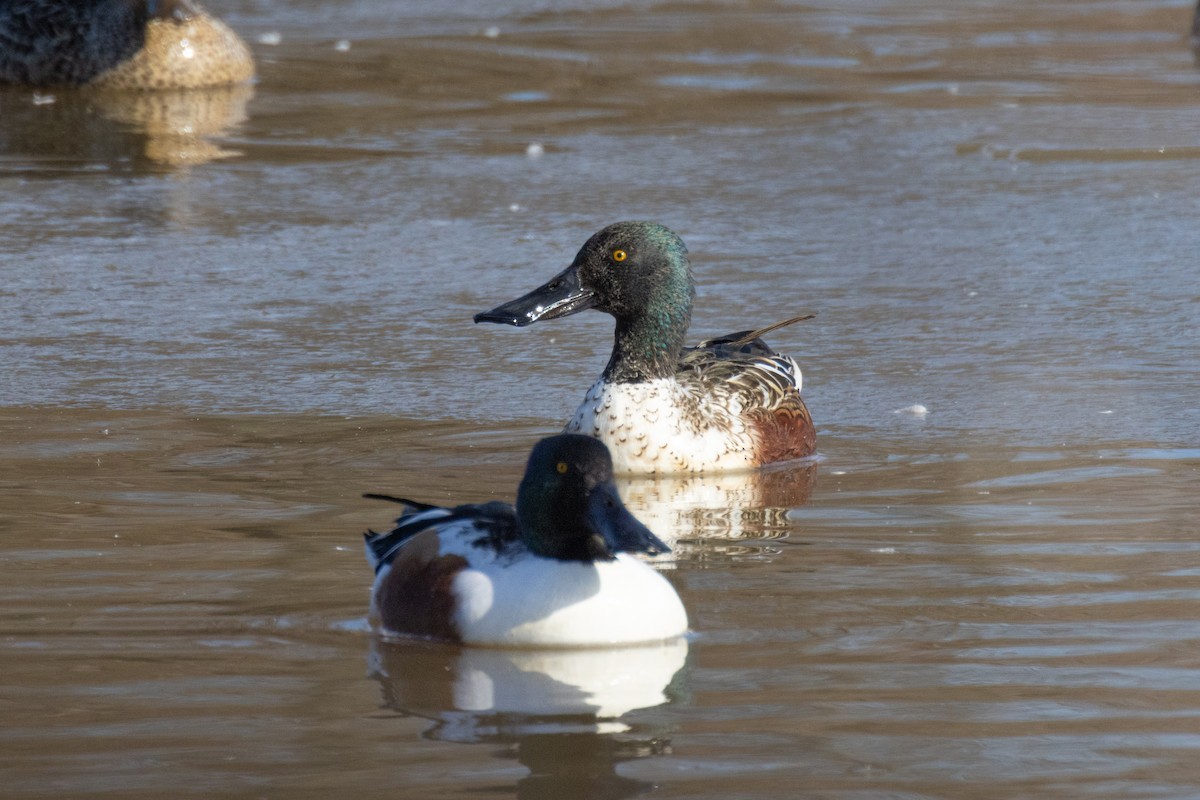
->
xmin=681 ymin=315 xmax=813 ymax=416
xmin=363 ymin=498 xmax=518 ymax=574
xmin=680 ymin=329 xmax=804 ymax=396
xmin=690 ymin=313 xmax=816 ymax=355
xmin=680 ymin=320 xmax=816 ymax=465
xmin=0 ymin=0 xmax=143 ymax=85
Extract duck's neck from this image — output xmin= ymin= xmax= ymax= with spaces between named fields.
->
xmin=516 ymin=507 xmax=609 ymax=563
xmin=515 ymin=472 xmax=607 ymax=562
xmin=603 ymin=303 xmax=693 ymax=383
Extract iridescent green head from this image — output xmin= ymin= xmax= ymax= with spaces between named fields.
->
xmin=475 ymin=222 xmax=696 ymax=382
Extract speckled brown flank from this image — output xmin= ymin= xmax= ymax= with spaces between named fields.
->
xmin=751 ymin=399 xmax=816 ymax=465
xmin=375 ymin=531 xmax=468 ymax=643
xmin=92 ymin=10 xmax=253 ymax=90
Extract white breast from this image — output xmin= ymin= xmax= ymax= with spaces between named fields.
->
xmin=564 ymin=378 xmax=759 ymax=474
xmin=449 ymin=553 xmax=688 ymax=647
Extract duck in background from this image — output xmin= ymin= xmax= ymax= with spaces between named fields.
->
xmin=0 ymin=0 xmax=253 ymax=89
xmin=363 ymin=434 xmax=688 ymax=647
xmin=475 ymin=221 xmax=816 ymax=474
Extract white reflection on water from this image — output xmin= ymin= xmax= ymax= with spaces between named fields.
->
xmin=368 ymin=638 xmax=688 ymax=797
xmin=0 ymin=82 xmax=252 ymax=169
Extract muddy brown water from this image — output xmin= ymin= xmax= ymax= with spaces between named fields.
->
xmin=2 ymin=1 xmax=1199 ymax=797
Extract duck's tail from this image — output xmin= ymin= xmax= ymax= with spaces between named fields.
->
xmin=362 ymin=493 xmax=439 ymax=511
xmin=728 ymin=313 xmax=818 ymax=348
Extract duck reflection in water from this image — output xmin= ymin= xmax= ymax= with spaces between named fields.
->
xmin=369 ymin=638 xmax=689 ymax=800
xmin=616 ymin=459 xmax=818 ymax=555
xmin=0 ymin=81 xmax=253 ymax=169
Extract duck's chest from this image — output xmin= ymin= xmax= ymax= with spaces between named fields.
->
xmin=450 ymin=553 xmax=687 ymax=646
xmin=564 ymin=378 xmax=757 ymax=474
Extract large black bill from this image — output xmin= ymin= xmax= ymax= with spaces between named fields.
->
xmin=473 ymin=264 xmax=597 ymax=327
xmin=587 ymin=483 xmax=671 ymax=557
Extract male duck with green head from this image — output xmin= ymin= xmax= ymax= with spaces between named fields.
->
xmin=364 ymin=434 xmax=686 ymax=647
xmin=476 ymin=221 xmax=816 ymax=474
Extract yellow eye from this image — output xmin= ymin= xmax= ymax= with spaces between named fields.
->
xmin=612 ymin=249 xmax=627 ymax=262
xmin=556 ymin=461 xmax=568 ymax=474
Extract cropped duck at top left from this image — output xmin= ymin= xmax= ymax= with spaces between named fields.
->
xmin=362 ymin=434 xmax=689 ymax=648
xmin=0 ymin=0 xmax=254 ymax=89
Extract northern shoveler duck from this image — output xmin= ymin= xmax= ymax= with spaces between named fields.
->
xmin=0 ymin=0 xmax=254 ymax=89
xmin=363 ymin=434 xmax=688 ymax=647
xmin=474 ymin=221 xmax=816 ymax=474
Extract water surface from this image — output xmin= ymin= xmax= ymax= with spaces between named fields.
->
xmin=2 ymin=1 xmax=1199 ymax=797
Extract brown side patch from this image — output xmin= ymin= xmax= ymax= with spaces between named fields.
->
xmin=374 ymin=531 xmax=469 ymax=643
xmin=751 ymin=398 xmax=816 ymax=465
